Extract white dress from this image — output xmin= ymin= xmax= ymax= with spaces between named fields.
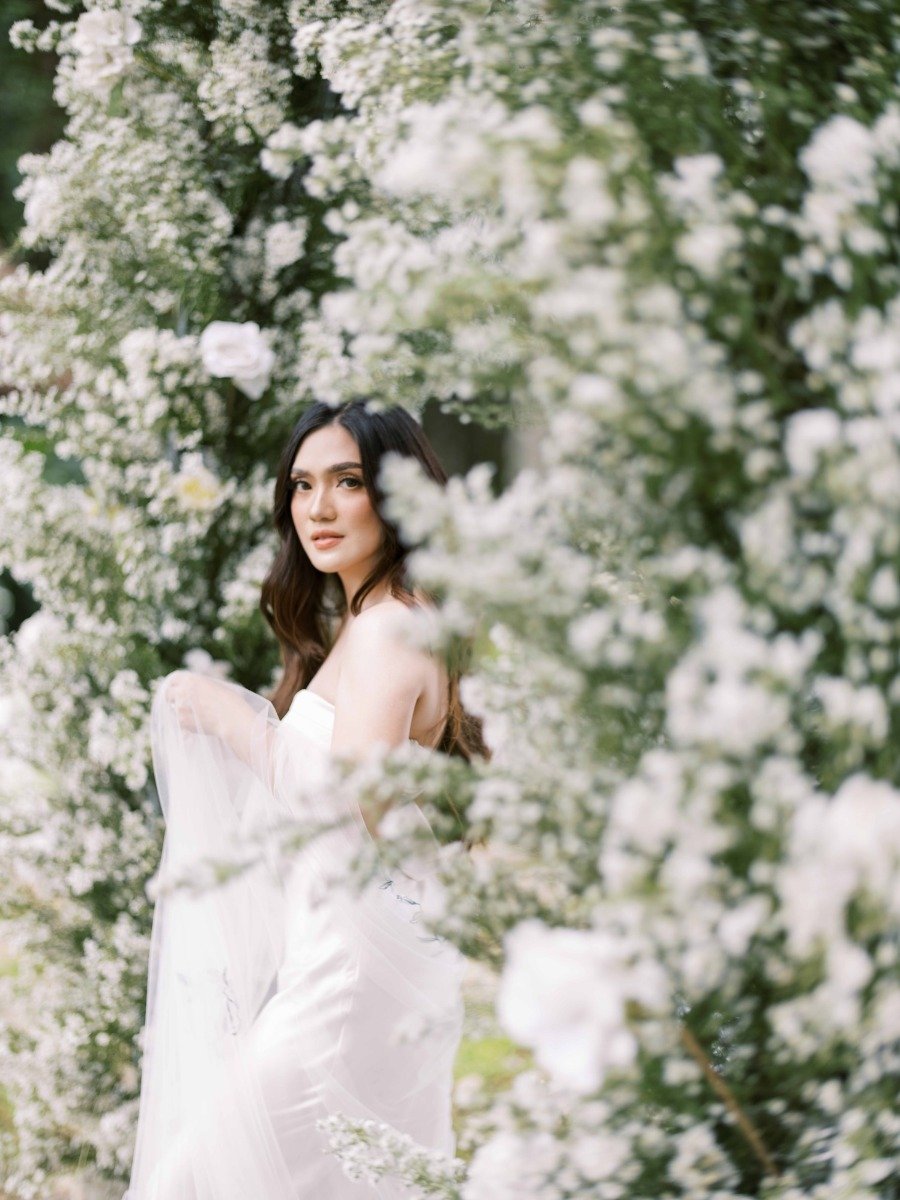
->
xmin=124 ymin=675 xmax=466 ymax=1200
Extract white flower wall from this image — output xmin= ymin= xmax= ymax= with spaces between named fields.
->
xmin=1 ymin=2 xmax=898 ymax=1198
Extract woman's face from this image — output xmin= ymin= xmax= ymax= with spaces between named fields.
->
xmin=289 ymin=422 xmax=383 ymax=578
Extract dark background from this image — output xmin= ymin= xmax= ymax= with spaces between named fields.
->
xmin=0 ymin=0 xmax=65 ymax=245
xmin=0 ymin=0 xmax=64 ymax=633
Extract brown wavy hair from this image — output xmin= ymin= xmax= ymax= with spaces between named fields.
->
xmin=260 ymin=398 xmax=490 ymax=762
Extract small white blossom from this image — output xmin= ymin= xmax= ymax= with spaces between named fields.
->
xmin=676 ymin=222 xmax=742 ymax=277
xmin=69 ymin=10 xmax=142 ymax=96
xmin=260 ymin=121 xmax=306 ymax=178
xmin=784 ymin=408 xmax=842 ymax=477
xmin=265 ymin=219 xmax=308 ymax=273
xmin=800 ymin=114 xmax=878 ymax=201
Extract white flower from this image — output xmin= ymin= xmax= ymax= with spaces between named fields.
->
xmin=373 ymin=98 xmax=505 ymax=200
xmin=870 ymin=565 xmax=899 ymax=609
xmin=70 ymin=10 xmax=142 ymax=95
xmin=172 ymin=453 xmax=225 ymax=511
xmin=182 ymin=648 xmax=232 ymax=678
xmin=664 ymin=153 xmax=724 ymax=209
xmin=567 ymin=609 xmax=614 ymax=665
xmin=813 ymin=677 xmax=889 ymax=742
xmin=462 ymin=1131 xmax=559 ymax=1200
xmin=800 ymin=114 xmax=878 ymax=200
xmin=784 ymin=408 xmax=842 ymax=476
xmin=260 ymin=122 xmax=305 ymax=179
xmin=560 ymin=156 xmax=616 ymax=229
xmin=13 ymin=609 xmax=65 ymax=661
xmin=198 ymin=320 xmax=275 ymax=399
xmin=496 ymin=919 xmax=668 ymax=1094
xmin=664 ymin=588 xmax=807 ymax=758
xmin=676 ymin=222 xmax=741 ymax=278
xmin=20 ymin=173 xmax=63 ymax=241
xmin=717 ymin=895 xmax=770 ymax=957
xmin=265 ymin=219 xmax=308 ymax=273
xmin=778 ymin=774 xmax=900 ymax=956
xmin=668 ymin=1124 xmax=737 ymax=1191
xmin=825 ymin=937 xmax=873 ymax=997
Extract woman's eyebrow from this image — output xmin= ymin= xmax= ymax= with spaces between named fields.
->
xmin=290 ymin=461 xmax=363 ymax=477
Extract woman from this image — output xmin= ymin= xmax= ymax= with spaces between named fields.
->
xmin=125 ymin=399 xmax=487 ymax=1199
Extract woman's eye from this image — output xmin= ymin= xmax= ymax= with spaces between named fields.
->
xmin=289 ymin=477 xmax=361 ymax=492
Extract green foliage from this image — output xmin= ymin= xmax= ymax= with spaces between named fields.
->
xmin=0 ymin=0 xmax=63 ymax=246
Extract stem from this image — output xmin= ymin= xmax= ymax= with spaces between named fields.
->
xmin=134 ymin=50 xmax=187 ymax=88
xmin=678 ymin=1022 xmax=780 ymax=1178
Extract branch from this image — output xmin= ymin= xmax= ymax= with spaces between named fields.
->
xmin=678 ymin=1022 xmax=781 ymax=1178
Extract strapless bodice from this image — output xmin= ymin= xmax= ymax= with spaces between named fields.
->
xmin=280 ymin=688 xmax=337 ymax=747
xmin=280 ymin=688 xmax=420 ymax=748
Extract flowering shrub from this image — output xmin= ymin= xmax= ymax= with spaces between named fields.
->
xmin=1 ymin=1 xmax=898 ymax=1198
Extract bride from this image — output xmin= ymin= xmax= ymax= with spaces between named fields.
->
xmin=124 ymin=399 xmax=488 ymax=1199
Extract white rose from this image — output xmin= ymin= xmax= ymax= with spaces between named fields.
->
xmin=198 ymin=320 xmax=275 ymax=399
xmin=70 ymin=10 xmax=142 ymax=94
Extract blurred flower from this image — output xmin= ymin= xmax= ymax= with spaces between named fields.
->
xmin=182 ymin=648 xmax=232 ymax=679
xmin=265 ymin=219 xmax=308 ymax=273
xmin=497 ymin=919 xmax=668 ymax=1093
xmin=172 ymin=453 xmax=226 ymax=511
xmin=199 ymin=320 xmax=275 ymax=399
xmin=260 ymin=122 xmax=305 ymax=178
xmin=70 ymin=10 xmax=141 ymax=95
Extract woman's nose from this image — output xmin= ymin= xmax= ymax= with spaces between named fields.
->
xmin=309 ymin=486 xmax=336 ymax=519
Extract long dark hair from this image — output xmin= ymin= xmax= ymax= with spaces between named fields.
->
xmin=260 ymin=398 xmax=489 ymax=762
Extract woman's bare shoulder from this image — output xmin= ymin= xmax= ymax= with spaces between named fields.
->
xmin=345 ymin=598 xmax=422 ymax=646
xmin=342 ymin=599 xmax=432 ymax=678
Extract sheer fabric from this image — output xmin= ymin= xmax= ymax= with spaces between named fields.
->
xmin=124 ymin=671 xmax=466 ymax=1199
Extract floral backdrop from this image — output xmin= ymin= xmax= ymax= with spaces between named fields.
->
xmin=1 ymin=1 xmax=898 ymax=1198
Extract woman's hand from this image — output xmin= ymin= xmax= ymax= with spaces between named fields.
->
xmin=162 ymin=669 xmax=280 ymax=782
xmin=163 ymin=670 xmax=259 ymax=744
xmin=165 ymin=670 xmax=221 ymax=735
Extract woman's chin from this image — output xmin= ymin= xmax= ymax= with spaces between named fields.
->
xmin=305 ymin=540 xmax=346 ymax=566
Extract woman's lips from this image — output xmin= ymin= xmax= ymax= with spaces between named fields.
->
xmin=311 ymin=534 xmax=343 ymax=549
